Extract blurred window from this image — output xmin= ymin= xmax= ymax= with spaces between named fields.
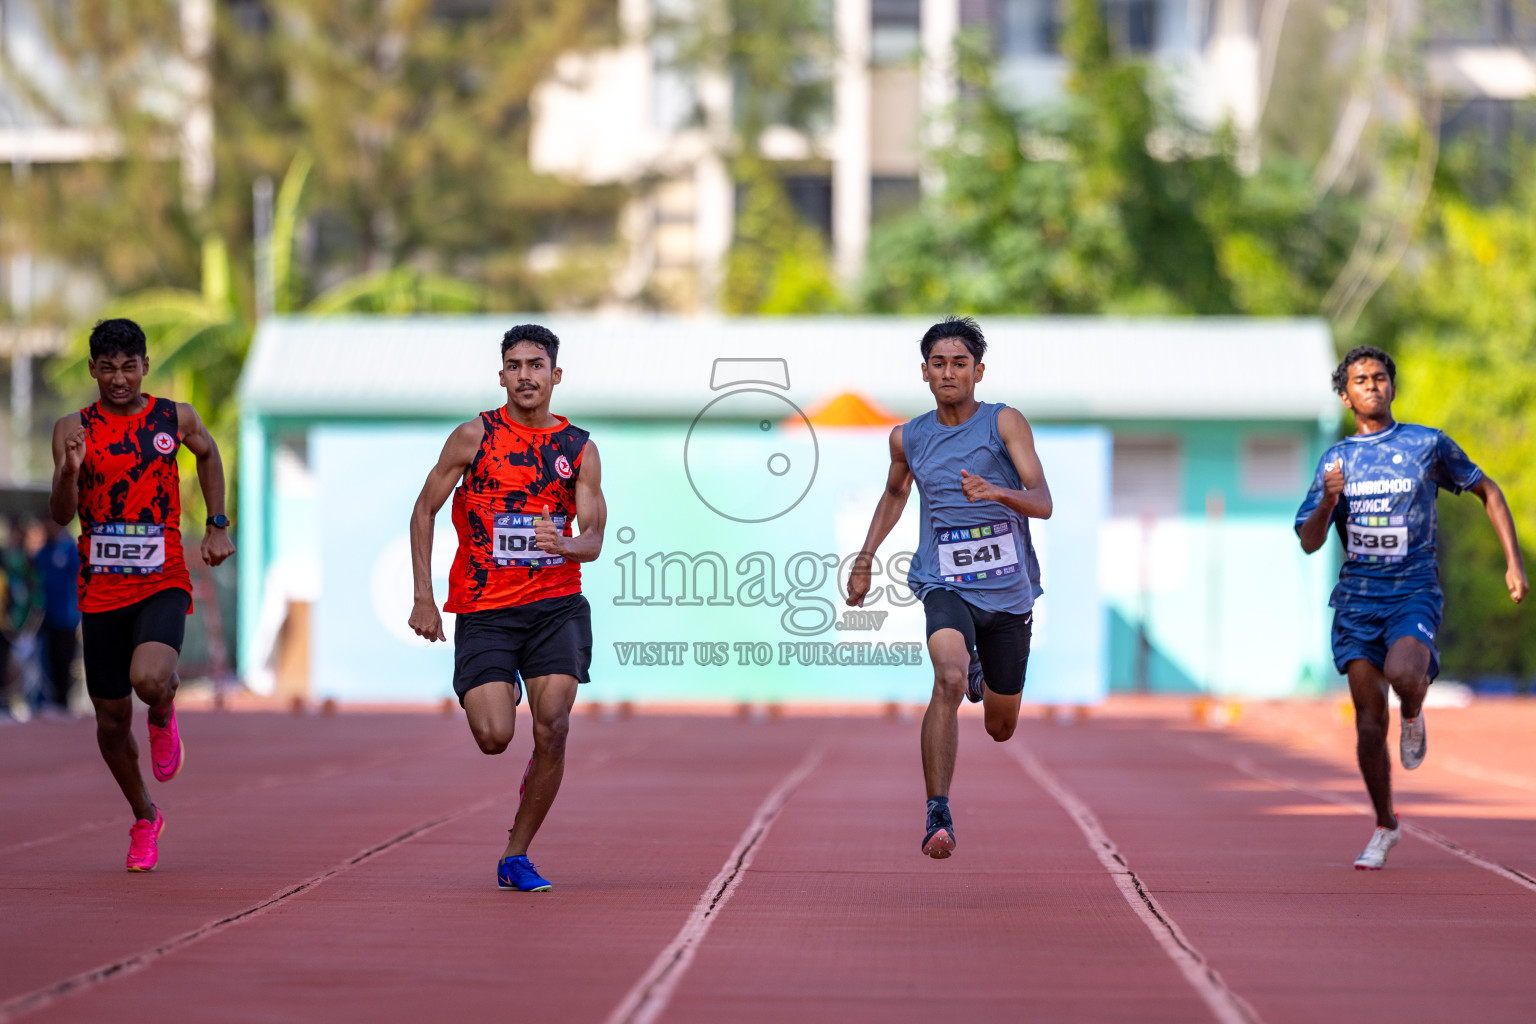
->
xmin=997 ymin=0 xmax=1060 ymax=56
xmin=1112 ymin=436 xmax=1182 ymax=517
xmin=734 ymin=175 xmax=833 ymax=240
xmin=782 ymin=175 xmax=834 ymax=239
xmin=1240 ymin=435 xmax=1302 ymax=498
xmin=996 ymin=0 xmax=1161 ymax=57
xmin=872 ymin=0 xmax=922 ymax=64
xmin=872 ymin=176 xmax=921 ymax=221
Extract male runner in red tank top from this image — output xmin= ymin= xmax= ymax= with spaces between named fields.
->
xmin=48 ymin=319 xmax=235 ymax=872
xmin=409 ymin=324 xmax=607 ymax=892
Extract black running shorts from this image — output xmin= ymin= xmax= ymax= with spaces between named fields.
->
xmin=452 ymin=593 xmax=592 ymax=706
xmin=81 ymin=587 xmax=192 ymax=701
xmin=921 ymin=588 xmax=1032 ymax=696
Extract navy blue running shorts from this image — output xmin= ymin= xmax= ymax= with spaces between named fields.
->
xmin=452 ymin=593 xmax=592 ymax=706
xmin=921 ymin=588 xmax=1032 ymax=696
xmin=1331 ymin=593 xmax=1442 ymax=679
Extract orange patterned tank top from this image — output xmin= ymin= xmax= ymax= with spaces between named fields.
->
xmin=75 ymin=396 xmax=193 ymax=614
xmin=444 ymin=408 xmax=589 ymax=613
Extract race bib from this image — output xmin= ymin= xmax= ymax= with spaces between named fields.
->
xmin=936 ymin=521 xmax=1021 ymax=583
xmin=1345 ymin=517 xmax=1407 ymax=562
xmin=492 ymin=513 xmax=567 ymax=568
xmin=87 ymin=523 xmax=166 ymax=575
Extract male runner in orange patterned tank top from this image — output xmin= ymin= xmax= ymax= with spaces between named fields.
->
xmin=409 ymin=324 xmax=607 ymax=892
xmin=48 ymin=318 xmax=235 ymax=872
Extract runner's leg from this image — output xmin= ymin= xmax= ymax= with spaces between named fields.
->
xmin=505 ymin=673 xmax=578 ymax=857
xmin=1346 ymin=658 xmax=1397 ymax=829
xmin=1383 ymin=636 xmax=1432 ymax=721
xmin=921 ymin=628 xmax=970 ymax=799
xmin=93 ymin=696 xmax=154 ymax=822
xmin=128 ymin=642 xmax=178 ymax=728
xmin=463 ymin=680 xmax=519 ymax=755
xmin=982 ymin=689 xmax=1022 ymax=742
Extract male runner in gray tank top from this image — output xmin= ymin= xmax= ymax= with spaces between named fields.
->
xmin=847 ymin=316 xmax=1053 ymax=858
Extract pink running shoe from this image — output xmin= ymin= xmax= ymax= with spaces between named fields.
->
xmin=148 ymin=706 xmax=185 ymax=782
xmin=127 ymin=808 xmax=165 ymax=872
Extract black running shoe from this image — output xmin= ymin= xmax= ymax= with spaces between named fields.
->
xmin=965 ymin=646 xmax=984 ymax=703
xmin=922 ymin=801 xmax=956 ymax=859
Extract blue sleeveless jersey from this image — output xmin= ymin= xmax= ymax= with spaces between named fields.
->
xmin=1294 ymin=422 xmax=1482 ymax=608
xmin=904 ymin=402 xmax=1041 ymax=615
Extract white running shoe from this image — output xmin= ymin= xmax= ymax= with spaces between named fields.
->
xmin=1400 ymin=714 xmax=1426 ymax=770
xmin=1353 ymin=825 xmax=1402 ymax=870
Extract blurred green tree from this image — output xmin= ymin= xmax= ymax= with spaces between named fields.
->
xmin=1389 ymin=185 xmax=1536 ymax=683
xmin=661 ymin=0 xmax=841 ymax=313
xmin=862 ymin=0 xmax=1359 ymax=317
xmin=216 ymin=0 xmax=624 ymax=310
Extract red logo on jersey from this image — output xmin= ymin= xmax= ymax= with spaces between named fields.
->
xmin=153 ymin=432 xmax=176 ymax=455
xmin=554 ymin=454 xmax=573 ymax=479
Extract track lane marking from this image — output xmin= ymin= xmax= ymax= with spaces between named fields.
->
xmin=1181 ymin=739 xmax=1536 ymax=895
xmin=1008 ymin=741 xmax=1264 ymax=1024
xmin=0 ymin=737 xmax=465 ymax=860
xmin=0 ymin=795 xmax=499 ymax=1022
xmin=604 ymin=746 xmax=824 ymax=1024
xmin=1 ymin=728 xmax=674 ymax=1021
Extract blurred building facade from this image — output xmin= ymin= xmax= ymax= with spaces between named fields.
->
xmin=530 ymin=0 xmax=1536 ymax=312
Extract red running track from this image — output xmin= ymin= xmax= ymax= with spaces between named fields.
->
xmin=3 ymin=699 xmax=1536 ymax=1023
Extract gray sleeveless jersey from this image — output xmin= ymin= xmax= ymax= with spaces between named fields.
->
xmin=903 ymin=402 xmax=1041 ymax=614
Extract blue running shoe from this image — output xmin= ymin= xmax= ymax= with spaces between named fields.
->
xmin=922 ymin=801 xmax=955 ymax=859
xmin=497 ymin=854 xmax=553 ymax=892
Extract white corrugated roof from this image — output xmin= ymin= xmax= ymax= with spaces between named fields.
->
xmin=239 ymin=314 xmax=1338 ymax=422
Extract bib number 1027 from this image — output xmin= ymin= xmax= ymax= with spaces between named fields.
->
xmin=89 ymin=523 xmax=166 ymax=575
xmin=492 ymin=513 xmax=567 ymax=568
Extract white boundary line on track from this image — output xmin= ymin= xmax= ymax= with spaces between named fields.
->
xmin=1186 ymin=740 xmax=1536 ymax=896
xmin=604 ymin=746 xmax=824 ymax=1024
xmin=0 ymin=795 xmax=500 ymax=1023
xmin=1007 ymin=742 xmax=1263 ymax=1024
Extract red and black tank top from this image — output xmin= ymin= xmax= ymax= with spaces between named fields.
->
xmin=75 ymin=396 xmax=192 ymax=614
xmin=444 ymin=408 xmax=590 ymax=614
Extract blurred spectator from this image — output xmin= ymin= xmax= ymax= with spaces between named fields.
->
xmin=0 ymin=519 xmax=39 ymax=717
xmin=33 ymin=519 xmax=80 ymax=711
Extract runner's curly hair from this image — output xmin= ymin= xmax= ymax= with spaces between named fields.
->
xmin=919 ymin=316 xmax=986 ymax=362
xmin=501 ymin=323 xmax=560 ymax=365
xmin=88 ymin=319 xmax=147 ymax=361
xmin=1332 ymin=345 xmax=1396 ymax=394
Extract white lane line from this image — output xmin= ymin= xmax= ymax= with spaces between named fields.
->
xmin=604 ymin=746 xmax=824 ymax=1024
xmin=1186 ymin=740 xmax=1536 ymax=896
xmin=1007 ymin=742 xmax=1263 ymax=1024
xmin=0 ymin=795 xmax=500 ymax=1023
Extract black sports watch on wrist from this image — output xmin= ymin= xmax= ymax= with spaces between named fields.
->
xmin=206 ymin=514 xmax=230 ymax=529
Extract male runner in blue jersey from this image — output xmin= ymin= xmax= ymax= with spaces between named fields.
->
xmin=1296 ymin=346 xmax=1526 ymax=870
xmin=847 ymin=316 xmax=1053 ymax=858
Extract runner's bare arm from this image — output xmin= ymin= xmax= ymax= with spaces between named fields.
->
xmin=1298 ymin=460 xmax=1346 ymax=554
xmin=534 ymin=440 xmax=605 ymax=562
xmin=48 ymin=413 xmax=85 ymax=525
xmin=959 ymin=407 xmax=1052 ymax=519
xmin=409 ymin=419 xmax=484 ymax=641
xmin=178 ymin=403 xmax=235 ymax=566
xmin=847 ymin=426 xmax=913 ymax=608
xmin=1468 ymin=475 xmax=1528 ymax=603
